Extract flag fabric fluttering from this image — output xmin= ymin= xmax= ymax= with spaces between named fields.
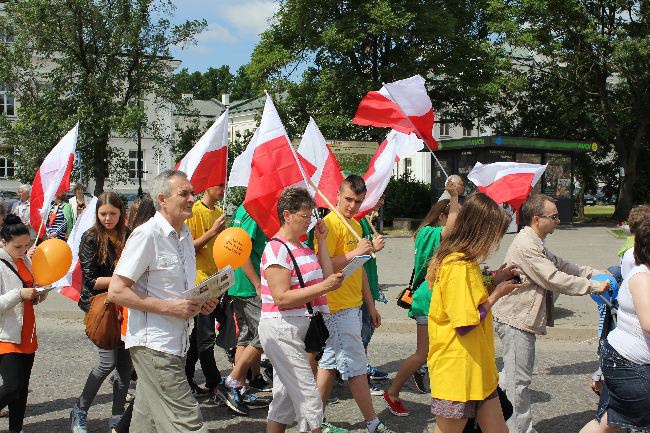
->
xmin=468 ymin=162 xmax=547 ymax=211
xmin=353 ymin=75 xmax=437 ymax=150
xmin=30 ymin=123 xmax=79 ymax=236
xmin=52 ymin=196 xmax=98 ymax=302
xmin=233 ymin=95 xmax=316 ymax=238
xmin=355 ymin=130 xmax=424 ymax=219
xmin=297 ymin=118 xmax=343 ymax=208
xmin=175 ymin=109 xmax=229 ymax=194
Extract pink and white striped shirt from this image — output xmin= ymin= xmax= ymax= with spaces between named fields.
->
xmin=260 ymin=237 xmax=329 ymax=318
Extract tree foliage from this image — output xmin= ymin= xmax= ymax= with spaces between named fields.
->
xmin=488 ymin=0 xmax=650 ymax=218
xmin=247 ymin=0 xmax=509 ymax=141
xmin=173 ymin=65 xmax=257 ymax=101
xmin=0 ymin=0 xmax=205 ymax=194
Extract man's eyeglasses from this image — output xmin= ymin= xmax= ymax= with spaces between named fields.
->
xmin=539 ymin=214 xmax=560 ymax=221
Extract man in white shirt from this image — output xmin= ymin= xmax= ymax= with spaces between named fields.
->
xmin=106 ymin=170 xmax=219 ymax=433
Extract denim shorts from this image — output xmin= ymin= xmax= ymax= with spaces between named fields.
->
xmin=414 ymin=315 xmax=428 ymax=326
xmin=318 ymin=307 xmax=367 ymax=380
xmin=596 ymin=340 xmax=650 ymax=429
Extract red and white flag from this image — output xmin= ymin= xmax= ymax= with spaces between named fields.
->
xmin=175 ymin=109 xmax=229 ymax=194
xmin=353 ymin=75 xmax=438 ymax=150
xmin=355 ymin=130 xmax=423 ymax=219
xmin=233 ymin=95 xmax=316 ymax=238
xmin=297 ymin=118 xmax=343 ymax=208
xmin=468 ymin=162 xmax=547 ymax=210
xmin=52 ymin=196 xmax=98 ymax=302
xmin=30 ymin=123 xmax=79 ymax=236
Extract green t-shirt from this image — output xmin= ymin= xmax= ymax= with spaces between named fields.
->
xmin=228 ymin=205 xmax=268 ymax=297
xmin=409 ymin=225 xmax=443 ymax=318
xmin=360 ymin=218 xmax=380 ymax=301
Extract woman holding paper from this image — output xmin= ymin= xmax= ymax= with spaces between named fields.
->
xmin=0 ymin=214 xmax=48 ymax=433
xmin=71 ymin=191 xmax=131 ymax=433
xmin=258 ymin=187 xmax=344 ymax=433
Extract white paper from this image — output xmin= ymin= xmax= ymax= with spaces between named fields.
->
xmin=181 ymin=266 xmax=235 ymax=300
xmin=341 ymin=255 xmax=371 ymax=280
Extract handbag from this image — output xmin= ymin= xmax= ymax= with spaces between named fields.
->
xmin=396 ymin=267 xmax=416 ymax=309
xmin=271 ymin=238 xmax=330 ymax=354
xmin=462 ymin=386 xmax=513 ymax=433
xmin=85 ymin=292 xmax=123 ymax=350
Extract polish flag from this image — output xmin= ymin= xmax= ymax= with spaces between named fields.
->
xmin=297 ymin=118 xmax=343 ymax=208
xmin=355 ymin=130 xmax=424 ymax=219
xmin=353 ymin=75 xmax=438 ymax=150
xmin=175 ymin=109 xmax=229 ymax=194
xmin=30 ymin=123 xmax=79 ymax=236
xmin=52 ymin=196 xmax=98 ymax=302
xmin=468 ymin=162 xmax=547 ymax=210
xmin=233 ymin=95 xmax=316 ymax=238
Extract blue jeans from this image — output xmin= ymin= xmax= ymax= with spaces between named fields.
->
xmin=596 ymin=340 xmax=650 ymax=429
xmin=318 ymin=308 xmax=367 ymax=380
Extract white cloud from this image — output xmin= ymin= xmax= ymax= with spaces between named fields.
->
xmin=221 ymin=0 xmax=278 ymax=36
xmin=196 ymin=24 xmax=239 ymax=44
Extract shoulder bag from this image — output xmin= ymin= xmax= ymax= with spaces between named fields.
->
xmin=85 ymin=291 xmax=123 ymax=350
xmin=270 ymin=238 xmax=330 ymax=354
xmin=396 ymin=267 xmax=416 ymax=309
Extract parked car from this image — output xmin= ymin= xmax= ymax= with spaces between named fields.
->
xmin=0 ymin=190 xmax=20 ymax=215
xmin=583 ymin=194 xmax=597 ymax=206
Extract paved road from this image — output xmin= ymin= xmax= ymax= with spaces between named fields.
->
xmin=2 ymin=225 xmax=622 ymax=432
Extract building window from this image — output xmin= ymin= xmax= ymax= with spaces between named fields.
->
xmin=439 ymin=122 xmax=450 ymax=136
xmin=0 ymin=88 xmax=15 ymax=116
xmin=404 ymin=157 xmax=412 ymax=173
xmin=0 ymin=158 xmax=15 ymax=178
xmin=129 ymin=150 xmax=144 ymax=180
xmin=462 ymin=126 xmax=472 ymax=137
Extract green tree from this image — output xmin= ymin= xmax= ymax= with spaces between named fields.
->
xmin=247 ymin=0 xmax=508 ymax=141
xmin=488 ymin=0 xmax=650 ymax=219
xmin=0 ymin=0 xmax=205 ymax=194
xmin=173 ymin=65 xmax=258 ymax=102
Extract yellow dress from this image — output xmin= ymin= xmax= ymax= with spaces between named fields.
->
xmin=427 ymin=253 xmax=498 ymax=402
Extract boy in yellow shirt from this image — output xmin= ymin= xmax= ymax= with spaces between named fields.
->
xmin=315 ymin=175 xmax=397 ymax=433
xmin=184 ymin=185 xmax=226 ymax=397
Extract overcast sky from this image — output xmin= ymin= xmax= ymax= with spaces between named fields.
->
xmin=170 ymin=0 xmax=279 ymax=73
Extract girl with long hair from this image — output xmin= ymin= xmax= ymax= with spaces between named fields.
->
xmin=384 ymin=179 xmax=460 ymax=416
xmin=0 ymin=214 xmax=48 ymax=433
xmin=71 ymin=192 xmax=131 ymax=433
xmin=426 ymin=193 xmax=521 ymax=433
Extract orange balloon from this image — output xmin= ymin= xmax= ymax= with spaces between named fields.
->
xmin=32 ymin=239 xmax=73 ymax=285
xmin=213 ymin=227 xmax=252 ymax=270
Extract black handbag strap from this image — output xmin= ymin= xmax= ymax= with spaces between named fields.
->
xmin=270 ymin=237 xmax=313 ymax=315
xmin=0 ymin=258 xmax=27 ymax=288
xmin=407 ymin=266 xmax=416 ymax=290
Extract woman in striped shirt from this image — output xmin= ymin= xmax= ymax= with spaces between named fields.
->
xmin=45 ymin=192 xmax=73 ymax=240
xmin=258 ymin=188 xmax=344 ymax=433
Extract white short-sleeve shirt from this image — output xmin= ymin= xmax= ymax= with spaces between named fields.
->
xmin=114 ymin=212 xmax=197 ymax=357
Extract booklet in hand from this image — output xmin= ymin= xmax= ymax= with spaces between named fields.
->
xmin=182 ymin=265 xmax=235 ymax=300
xmin=36 ymin=285 xmax=56 ymax=294
xmin=341 ymin=255 xmax=371 ymax=280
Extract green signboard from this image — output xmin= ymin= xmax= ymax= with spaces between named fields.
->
xmin=437 ymin=136 xmax=596 ymax=153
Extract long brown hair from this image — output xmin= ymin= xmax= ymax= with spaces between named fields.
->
xmin=92 ymin=192 xmax=127 ymax=266
xmin=415 ymin=199 xmax=450 ymax=237
xmin=426 ymin=193 xmax=510 ymax=284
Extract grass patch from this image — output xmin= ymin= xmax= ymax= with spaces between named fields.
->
xmin=382 ymin=227 xmax=414 ymax=237
xmin=584 ymin=205 xmax=614 ymax=219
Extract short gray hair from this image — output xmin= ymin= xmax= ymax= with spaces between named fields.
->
xmin=73 ymin=183 xmax=85 ymax=192
xmin=18 ymin=184 xmax=31 ymax=195
xmin=449 ymin=174 xmax=463 ymax=184
xmin=148 ymin=169 xmax=188 ymax=210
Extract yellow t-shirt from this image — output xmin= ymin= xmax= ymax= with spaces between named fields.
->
xmin=427 ymin=253 xmax=498 ymax=402
xmin=185 ymin=200 xmax=223 ymax=284
xmin=315 ymin=212 xmax=363 ymax=313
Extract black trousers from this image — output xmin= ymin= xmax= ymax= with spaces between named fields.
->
xmin=0 ymin=352 xmax=35 ymax=432
xmin=185 ymin=314 xmax=221 ymax=391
